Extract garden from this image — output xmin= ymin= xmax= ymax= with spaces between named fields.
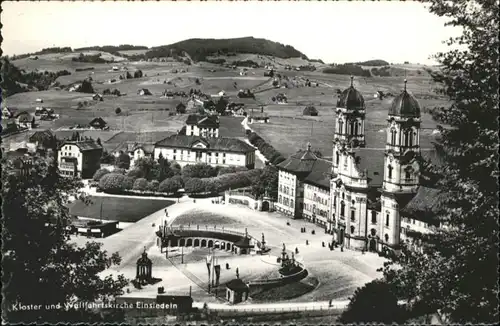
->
xmin=93 ymin=155 xmax=278 ymax=200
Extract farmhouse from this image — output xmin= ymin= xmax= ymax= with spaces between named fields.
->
xmin=57 ymin=140 xmax=103 ymax=179
xmin=185 ymin=114 xmax=220 ymax=138
xmin=92 ymin=94 xmax=103 ymax=101
xmin=131 ymin=143 xmax=155 ymax=166
xmin=275 ymin=93 xmax=288 ymax=104
xmin=89 ymin=117 xmax=109 ymax=130
xmin=154 ymin=135 xmax=256 ymax=169
xmin=138 ymin=88 xmax=152 ymax=96
xmin=163 ymin=90 xmax=174 ymax=98
xmin=248 ymin=111 xmax=269 ymax=124
xmin=277 ymin=77 xmax=445 ymax=255
xmin=15 ymin=111 xmax=35 ymax=130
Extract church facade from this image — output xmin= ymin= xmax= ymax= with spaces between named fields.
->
xmin=277 ymin=77 xmax=443 ymax=254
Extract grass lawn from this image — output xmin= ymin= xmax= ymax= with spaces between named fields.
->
xmin=68 ymin=196 xmax=174 ymax=223
xmin=172 ymin=209 xmax=244 ymax=227
xmin=251 ymin=276 xmax=320 ymax=302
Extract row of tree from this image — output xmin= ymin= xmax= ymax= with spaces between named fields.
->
xmin=247 ymin=132 xmax=286 ymax=165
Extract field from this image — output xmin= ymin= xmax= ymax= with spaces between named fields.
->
xmin=3 ymin=52 xmax=449 ymax=160
xmin=68 ymin=196 xmax=174 ymax=222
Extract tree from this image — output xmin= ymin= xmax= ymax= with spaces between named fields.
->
xmin=92 ymin=168 xmax=110 ymax=181
xmin=100 ymin=150 xmax=115 ymax=164
xmin=183 ymin=178 xmax=205 ymax=194
xmin=303 ymin=106 xmax=318 ymax=116
xmin=79 ymin=79 xmax=94 ymax=94
xmin=251 ymin=166 xmax=278 ymax=200
xmin=96 ymin=137 xmax=102 ymax=146
xmin=381 ymin=1 xmax=499 ymax=324
xmin=215 ymin=96 xmax=228 ymax=114
xmin=182 ymin=163 xmax=218 ymax=179
xmin=99 ymin=173 xmax=127 ymax=192
xmin=133 ymin=70 xmax=143 ymax=78
xmin=339 ymin=280 xmax=405 ymax=324
xmin=115 ymin=152 xmax=130 ymax=169
xmin=176 ymin=102 xmax=186 ymax=114
xmin=2 ymin=159 xmax=127 ymax=323
xmin=158 ymin=176 xmax=183 ymax=194
xmin=133 ymin=178 xmax=148 ymax=191
xmin=126 ymin=72 xmax=132 ymax=79
xmin=115 ymin=107 xmax=122 ymax=115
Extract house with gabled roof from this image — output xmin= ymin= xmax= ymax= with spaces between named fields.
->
xmin=185 ymin=114 xmax=220 ymax=138
xmin=15 ymin=111 xmax=34 ymax=130
xmin=89 ymin=117 xmax=109 ymax=130
xmin=154 ymin=135 xmax=255 ymax=169
xmin=57 ymin=140 xmax=103 ymax=178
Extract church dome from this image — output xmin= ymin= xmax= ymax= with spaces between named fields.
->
xmin=336 ymin=76 xmax=365 ymax=110
xmin=389 ymin=80 xmax=421 ymax=117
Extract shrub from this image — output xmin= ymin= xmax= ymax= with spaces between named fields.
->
xmin=158 ymin=177 xmax=183 ymax=194
xmin=218 ymin=166 xmax=248 ymax=176
xmin=147 ymin=180 xmax=160 ymax=192
xmin=93 ymin=168 xmax=110 ymax=181
xmin=116 ymin=152 xmax=131 ymax=169
xmin=182 ymin=163 xmax=218 ymax=179
xmin=127 ymin=169 xmax=144 ymax=179
xmin=123 ymin=176 xmax=135 ymax=190
xmin=184 ymin=178 xmax=205 ymax=194
xmin=115 ymin=107 xmax=122 ymax=115
xmin=133 ymin=178 xmax=149 ymax=191
xmin=113 ymin=168 xmax=127 ymax=175
xmin=99 ymin=173 xmax=126 ymax=192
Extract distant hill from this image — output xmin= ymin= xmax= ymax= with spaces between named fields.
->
xmin=355 ymin=59 xmax=390 ymax=66
xmin=74 ymin=45 xmax=149 ymax=53
xmin=144 ymin=37 xmax=308 ymax=62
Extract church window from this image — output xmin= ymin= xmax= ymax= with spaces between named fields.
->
xmin=350 ymin=210 xmax=355 ymax=222
xmin=290 ymin=199 xmax=294 ymax=208
xmin=387 ymin=165 xmax=393 ymax=179
xmin=342 ymin=193 xmax=345 ymax=199
xmin=384 ymin=234 xmax=389 ymax=242
xmin=390 ymin=129 xmax=397 ymax=145
xmin=333 ymin=196 xmax=337 ymax=207
xmin=354 ymin=122 xmax=359 ymax=135
xmin=340 ymin=201 xmax=345 ymax=217
xmin=370 ymin=228 xmax=376 ymax=236
xmin=279 ymin=185 xmax=282 ymax=192
xmin=386 ymin=213 xmax=390 ymax=227
xmin=350 ymin=121 xmax=356 ymax=135
xmin=352 ymin=200 xmax=355 ymax=205
xmin=338 ymin=120 xmax=344 ymax=135
xmin=350 ymin=226 xmax=355 ymax=234
xmin=371 ymin=211 xmax=377 ymax=224
xmin=279 ymin=195 xmax=282 ymax=204
xmin=336 ymin=151 xmax=340 ymax=165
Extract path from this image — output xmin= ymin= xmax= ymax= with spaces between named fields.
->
xmin=241 ymin=117 xmax=268 ymax=165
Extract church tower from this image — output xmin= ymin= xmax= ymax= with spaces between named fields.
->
xmin=332 ymin=76 xmax=366 ymax=174
xmin=380 ymin=79 xmax=422 ymax=251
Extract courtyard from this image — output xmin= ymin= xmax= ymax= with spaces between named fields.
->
xmin=102 ymin=198 xmax=387 ymax=305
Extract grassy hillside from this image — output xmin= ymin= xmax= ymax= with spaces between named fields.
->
xmin=144 ymin=37 xmax=308 ymax=62
xmin=355 ymin=59 xmax=390 ymax=66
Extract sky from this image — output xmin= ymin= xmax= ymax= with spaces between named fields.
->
xmin=1 ymin=1 xmax=461 ymax=65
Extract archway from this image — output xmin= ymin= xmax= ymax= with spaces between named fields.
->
xmin=186 ymin=238 xmax=193 ymax=247
xmin=339 ymin=228 xmax=345 ymax=245
xmin=208 ymin=240 xmax=214 ymax=248
xmin=179 ymin=238 xmax=186 ymax=247
xmin=194 ymin=239 xmax=200 ymax=247
xmin=214 ymin=241 xmax=220 ymax=249
xmin=369 ymin=239 xmax=377 ymax=252
xmin=201 ymin=239 xmax=207 ymax=247
xmin=170 ymin=239 xmax=178 ymax=247
xmin=221 ymin=242 xmax=226 ymax=250
xmin=262 ymin=201 xmax=270 ymax=211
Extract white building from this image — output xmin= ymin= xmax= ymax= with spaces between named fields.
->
xmin=185 ymin=114 xmax=220 ymax=138
xmin=154 ymin=135 xmax=256 ymax=169
xmin=58 ymin=140 xmax=102 ymax=179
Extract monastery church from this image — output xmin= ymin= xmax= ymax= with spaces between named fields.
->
xmin=276 ymin=77 xmax=444 ymax=254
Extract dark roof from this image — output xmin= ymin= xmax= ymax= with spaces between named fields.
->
xmin=185 ymin=114 xmax=219 ymax=127
xmin=133 ymin=143 xmax=155 ymax=154
xmin=401 ymin=186 xmax=449 ymax=220
xmin=89 ymin=117 xmax=107 ymax=127
xmin=226 ymin=278 xmax=249 ymax=291
xmin=304 ymin=159 xmax=333 ymax=189
xmin=337 ymin=83 xmax=365 ymax=111
xmin=29 ymin=130 xmax=55 ymax=143
xmin=155 ymin=135 xmax=255 ymax=153
xmin=277 ymin=145 xmax=319 ymax=174
xmin=389 ymin=88 xmax=421 ymax=117
xmin=137 ymin=251 xmax=152 ymax=266
xmin=15 ymin=111 xmax=32 ymax=122
xmin=59 ymin=140 xmax=103 ymax=152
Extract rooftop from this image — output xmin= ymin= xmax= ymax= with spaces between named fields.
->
xmin=155 ymin=135 xmax=255 ymax=153
xmin=59 ymin=140 xmax=103 ymax=152
xmin=226 ymin=278 xmax=249 ymax=291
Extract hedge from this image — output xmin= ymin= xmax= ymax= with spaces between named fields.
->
xmin=99 ymin=173 xmax=128 ymax=192
xmin=158 ymin=176 xmax=183 ymax=194
xmin=133 ymin=178 xmax=149 ymax=191
xmin=183 ymin=169 xmax=262 ymax=194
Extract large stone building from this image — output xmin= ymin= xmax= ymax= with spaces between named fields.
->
xmin=154 ymin=135 xmax=256 ymax=169
xmin=277 ymin=77 xmax=444 ymax=254
xmin=57 ymin=140 xmax=103 ymax=178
